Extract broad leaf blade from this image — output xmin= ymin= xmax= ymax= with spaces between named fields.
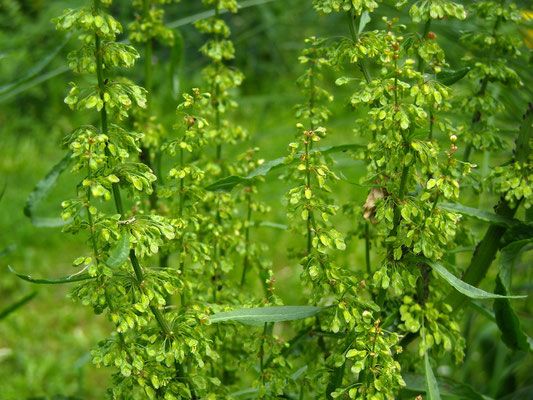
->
xmin=439 ymin=202 xmax=521 ymax=227
xmin=8 ymin=265 xmax=93 ymax=285
xmin=105 ymin=232 xmax=131 ymax=269
xmin=425 ymin=259 xmax=526 ymax=300
xmin=425 ymin=352 xmax=441 ymax=400
xmin=493 ymin=239 xmax=533 ymax=352
xmin=210 ymin=305 xmax=327 ymax=326
xmin=0 ymin=291 xmax=37 ymax=320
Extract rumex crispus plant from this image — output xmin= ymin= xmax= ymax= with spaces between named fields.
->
xmin=6 ymin=0 xmax=532 ymax=399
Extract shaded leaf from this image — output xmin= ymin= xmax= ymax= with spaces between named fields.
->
xmin=403 ymin=374 xmax=491 ymax=400
xmin=439 ymin=202 xmax=521 ymax=227
xmin=493 ymin=239 xmax=533 ymax=352
xmin=104 ymin=232 xmax=131 ymax=269
xmin=210 ymin=305 xmax=327 ymax=326
xmin=0 ymin=291 xmax=37 ymax=320
xmin=424 ymin=259 xmax=526 ymax=300
xmin=436 ymin=67 xmax=470 ymax=86
xmin=8 ymin=265 xmax=94 ymax=285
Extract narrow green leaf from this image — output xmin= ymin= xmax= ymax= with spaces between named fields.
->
xmin=250 ymin=221 xmax=288 ymax=230
xmin=206 ymin=144 xmax=364 ymax=192
xmin=105 ymin=232 xmax=131 ymax=269
xmin=290 ymin=365 xmax=308 ymax=381
xmin=0 ymin=291 xmax=37 ymax=320
xmin=0 ymin=182 xmax=6 ymax=202
xmin=424 ymin=259 xmax=526 ymax=300
xmin=424 ymin=352 xmax=441 ymax=400
xmin=403 ymin=374 xmax=491 ymax=400
xmin=493 ymin=239 xmax=533 ymax=352
xmin=167 ymin=0 xmax=279 ymax=29
xmin=205 ymin=176 xmax=248 ymax=193
xmin=169 ymin=29 xmax=184 ymax=100
xmin=8 ymin=265 xmax=94 ymax=285
xmin=439 ymin=202 xmax=521 ymax=227
xmin=209 ymin=305 xmax=327 ymax=326
xmin=436 ymin=67 xmax=470 ymax=86
xmin=24 ymin=152 xmax=71 ymax=227
xmin=0 ymin=33 xmax=71 ymax=99
xmin=358 ymin=11 xmax=371 ymax=34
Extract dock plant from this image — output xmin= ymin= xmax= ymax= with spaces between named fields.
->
xmin=8 ymin=0 xmax=532 ymax=399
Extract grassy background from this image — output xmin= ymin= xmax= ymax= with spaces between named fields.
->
xmin=1 ymin=0 xmax=532 ymax=398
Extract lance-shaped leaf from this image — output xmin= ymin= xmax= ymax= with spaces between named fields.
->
xmin=402 ymin=374 xmax=490 ymax=400
xmin=104 ymin=232 xmax=131 ymax=269
xmin=206 ymin=144 xmax=364 ymax=192
xmin=439 ymin=202 xmax=521 ymax=227
xmin=436 ymin=67 xmax=470 ymax=86
xmin=493 ymin=239 xmax=533 ymax=352
xmin=24 ymin=152 xmax=72 ymax=227
xmin=424 ymin=352 xmax=442 ymax=400
xmin=424 ymin=259 xmax=526 ymax=300
xmin=8 ymin=266 xmax=94 ymax=285
xmin=0 ymin=291 xmax=37 ymax=320
xmin=209 ymin=305 xmax=327 ymax=326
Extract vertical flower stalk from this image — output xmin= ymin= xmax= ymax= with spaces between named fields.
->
xmin=55 ymin=1 xmax=216 ymax=398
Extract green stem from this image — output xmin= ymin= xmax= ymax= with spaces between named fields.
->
xmin=364 ymin=221 xmax=371 ymax=275
xmin=240 ymin=189 xmax=252 ymax=286
xmin=347 ymin=11 xmax=372 ymax=84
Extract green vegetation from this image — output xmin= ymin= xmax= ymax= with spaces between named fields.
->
xmin=1 ymin=0 xmax=532 ymax=399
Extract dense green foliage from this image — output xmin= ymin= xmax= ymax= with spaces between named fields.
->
xmin=1 ymin=0 xmax=532 ymax=399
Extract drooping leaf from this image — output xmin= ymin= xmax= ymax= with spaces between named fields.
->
xmin=0 ymin=291 xmax=37 ymax=320
xmin=439 ymin=202 xmax=521 ymax=227
xmin=206 ymin=144 xmax=364 ymax=192
xmin=24 ymin=152 xmax=72 ymax=227
xmin=493 ymin=239 xmax=533 ymax=352
xmin=209 ymin=305 xmax=327 ymax=326
xmin=8 ymin=265 xmax=94 ymax=285
xmin=436 ymin=67 xmax=470 ymax=86
xmin=104 ymin=232 xmax=131 ymax=269
xmin=424 ymin=259 xmax=526 ymax=300
xmin=424 ymin=352 xmax=442 ymax=400
xmin=403 ymin=374 xmax=491 ymax=400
